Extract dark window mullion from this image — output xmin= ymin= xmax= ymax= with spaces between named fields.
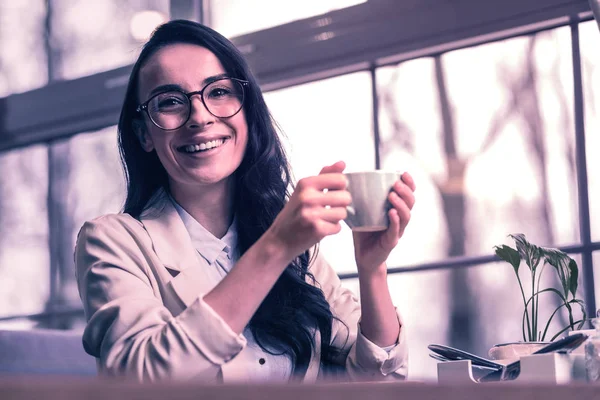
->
xmin=339 ymin=242 xmax=600 ymax=281
xmin=370 ymin=65 xmax=381 ymax=169
xmin=571 ymin=20 xmax=596 ymax=316
xmin=43 ymin=0 xmax=59 ymax=328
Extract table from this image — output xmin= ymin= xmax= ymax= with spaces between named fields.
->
xmin=0 ymin=377 xmax=598 ymax=400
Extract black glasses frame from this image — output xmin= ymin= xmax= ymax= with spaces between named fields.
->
xmin=136 ymin=77 xmax=249 ymax=131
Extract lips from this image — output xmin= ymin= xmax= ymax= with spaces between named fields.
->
xmin=176 ymin=136 xmax=231 ymax=153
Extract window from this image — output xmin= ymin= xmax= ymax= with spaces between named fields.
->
xmin=47 ymin=127 xmax=125 ymax=319
xmin=208 ymin=0 xmax=367 ymax=38
xmin=376 ymin=25 xmax=584 ymax=374
xmin=0 ymin=1 xmax=47 ymax=97
xmin=581 ymin=20 xmax=600 ymax=241
xmin=0 ymin=145 xmax=49 ymax=323
xmin=49 ymin=0 xmax=169 ymax=80
xmin=265 ymin=72 xmax=374 ymax=274
xmin=0 ymin=0 xmax=597 ymax=383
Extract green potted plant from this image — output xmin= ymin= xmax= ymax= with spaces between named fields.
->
xmin=490 ymin=233 xmax=586 ymax=360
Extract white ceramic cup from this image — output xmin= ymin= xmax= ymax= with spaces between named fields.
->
xmin=343 ymin=170 xmax=400 ymax=232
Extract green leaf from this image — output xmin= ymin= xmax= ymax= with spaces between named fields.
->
xmin=541 ymin=247 xmax=578 ymax=299
xmin=509 ymin=234 xmax=541 ymax=273
xmin=571 ymin=299 xmax=587 ymax=329
xmin=568 ymin=258 xmax=579 ymax=298
xmin=494 ymin=245 xmax=521 ymax=273
xmin=497 ymin=233 xmax=586 ymax=343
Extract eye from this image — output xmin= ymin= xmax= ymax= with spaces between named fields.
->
xmin=151 ymin=92 xmax=187 ymax=112
xmin=158 ymin=96 xmax=185 ymax=108
xmin=207 ymin=86 xmax=234 ymax=99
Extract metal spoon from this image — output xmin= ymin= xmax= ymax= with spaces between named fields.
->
xmin=478 ymin=333 xmax=589 ymax=382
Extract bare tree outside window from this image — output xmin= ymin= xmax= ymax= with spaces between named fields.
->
xmin=38 ymin=0 xmax=166 ymax=328
xmin=208 ymin=0 xmax=366 ymax=38
xmin=265 ymin=72 xmax=375 ymax=275
xmin=581 ymin=20 xmax=600 ymax=245
xmin=377 ymin=26 xmax=578 ymax=366
xmin=0 ymin=145 xmax=50 ymax=329
xmin=0 ymin=1 xmax=49 ymax=329
xmin=0 ymin=1 xmax=47 ymax=97
xmin=49 ymin=0 xmax=169 ymax=81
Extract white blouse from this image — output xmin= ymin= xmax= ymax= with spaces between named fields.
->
xmin=172 ymin=200 xmax=293 ymax=382
xmin=171 ymin=199 xmax=397 ymax=382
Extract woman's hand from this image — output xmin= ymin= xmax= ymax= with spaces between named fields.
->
xmin=353 ymin=172 xmax=416 ymax=275
xmin=264 ymin=161 xmax=351 ymax=263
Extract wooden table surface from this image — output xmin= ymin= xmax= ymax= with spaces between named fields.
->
xmin=0 ymin=377 xmax=599 ymax=400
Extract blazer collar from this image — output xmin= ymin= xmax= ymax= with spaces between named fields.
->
xmin=140 ymin=189 xmax=198 ymax=273
xmin=171 ymin=198 xmax=236 ymax=266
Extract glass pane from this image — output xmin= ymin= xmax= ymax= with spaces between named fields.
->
xmin=49 ymin=0 xmax=169 ymax=80
xmin=264 ymin=72 xmax=374 ymax=274
xmin=0 ymin=145 xmax=49 ymax=318
xmin=592 ymin=252 xmax=600 ymax=312
xmin=0 ymin=1 xmax=47 ymax=97
xmin=378 ymin=26 xmax=577 ymax=269
xmin=209 ymin=0 xmax=367 ymax=38
xmin=581 ymin=20 xmax=600 ymax=242
xmin=50 ymin=127 xmax=125 ymax=313
xmin=341 ymin=267 xmax=450 ymax=382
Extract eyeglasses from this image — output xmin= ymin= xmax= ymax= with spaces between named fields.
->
xmin=136 ymin=77 xmax=248 ymax=130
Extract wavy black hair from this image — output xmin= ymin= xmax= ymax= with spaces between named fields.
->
xmin=117 ymin=19 xmax=340 ymax=376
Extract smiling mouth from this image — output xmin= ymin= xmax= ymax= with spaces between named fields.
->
xmin=178 ymin=138 xmax=228 ymax=154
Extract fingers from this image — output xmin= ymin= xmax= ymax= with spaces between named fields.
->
xmin=297 ymin=189 xmax=351 ymax=208
xmin=297 ymin=173 xmax=348 ymax=192
xmin=319 ymin=206 xmax=348 ymax=223
xmin=400 ymin=172 xmax=416 ymax=192
xmin=391 ymin=174 xmax=415 ymax=210
xmin=296 ymin=207 xmax=345 ymax=235
xmin=385 ymin=208 xmax=402 ymax=241
xmin=386 ymin=172 xmax=416 ymax=239
xmin=389 ymin=191 xmax=411 ymax=227
xmin=315 ymin=219 xmax=344 ymax=236
xmin=319 ymin=160 xmax=346 ymax=175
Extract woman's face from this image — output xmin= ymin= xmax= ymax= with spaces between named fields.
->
xmin=136 ymin=43 xmax=248 ymax=194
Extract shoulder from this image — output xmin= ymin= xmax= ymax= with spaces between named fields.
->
xmin=76 ymin=213 xmax=147 ymax=246
xmin=81 ymin=213 xmax=143 ymax=231
xmin=74 ymin=213 xmax=155 ymax=279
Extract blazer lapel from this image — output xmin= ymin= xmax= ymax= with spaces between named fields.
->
xmin=139 ymin=190 xmax=319 ymax=382
xmin=140 ymin=192 xmax=213 ymax=308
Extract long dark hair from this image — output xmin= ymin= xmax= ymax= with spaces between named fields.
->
xmin=117 ymin=20 xmax=340 ymax=375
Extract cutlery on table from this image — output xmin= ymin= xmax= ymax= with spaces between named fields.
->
xmin=428 ymin=344 xmax=504 ymax=371
xmin=477 ymin=332 xmax=589 ymax=382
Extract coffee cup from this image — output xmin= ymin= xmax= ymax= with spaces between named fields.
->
xmin=343 ymin=170 xmax=400 ymax=232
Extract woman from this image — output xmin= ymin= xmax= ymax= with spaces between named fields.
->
xmin=75 ymin=19 xmax=415 ymax=383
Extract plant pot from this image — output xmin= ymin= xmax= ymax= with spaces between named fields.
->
xmin=488 ymin=342 xmax=550 ymax=363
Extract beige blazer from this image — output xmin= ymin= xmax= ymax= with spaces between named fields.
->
xmin=75 ymin=197 xmax=408 ymax=383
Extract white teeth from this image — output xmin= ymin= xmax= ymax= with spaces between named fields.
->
xmin=182 ymin=139 xmax=225 ymax=153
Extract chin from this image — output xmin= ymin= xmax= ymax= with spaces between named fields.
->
xmin=192 ymin=171 xmax=233 ymax=185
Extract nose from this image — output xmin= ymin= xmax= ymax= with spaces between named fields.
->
xmin=186 ymin=95 xmax=215 ymax=129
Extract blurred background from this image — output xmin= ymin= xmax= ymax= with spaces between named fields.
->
xmin=0 ymin=0 xmax=599 ymax=382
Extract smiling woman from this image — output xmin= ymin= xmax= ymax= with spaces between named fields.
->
xmin=74 ymin=19 xmax=415 ymax=383
xmin=133 ymin=44 xmax=249 ymax=212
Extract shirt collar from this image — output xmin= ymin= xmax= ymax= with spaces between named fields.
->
xmin=170 ymin=197 xmax=238 ymax=265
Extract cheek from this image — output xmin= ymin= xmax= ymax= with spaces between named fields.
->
xmin=147 ymin=132 xmax=173 ymax=160
xmin=234 ymin=115 xmax=249 ymax=153
xmin=236 ymin=129 xmax=249 ymax=159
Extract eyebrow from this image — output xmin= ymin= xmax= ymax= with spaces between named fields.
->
xmin=146 ymin=73 xmax=231 ymax=99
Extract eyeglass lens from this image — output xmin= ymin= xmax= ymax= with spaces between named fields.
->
xmin=147 ymin=78 xmax=244 ymax=129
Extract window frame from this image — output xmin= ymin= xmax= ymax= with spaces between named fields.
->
xmin=0 ymin=0 xmax=596 ymax=325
